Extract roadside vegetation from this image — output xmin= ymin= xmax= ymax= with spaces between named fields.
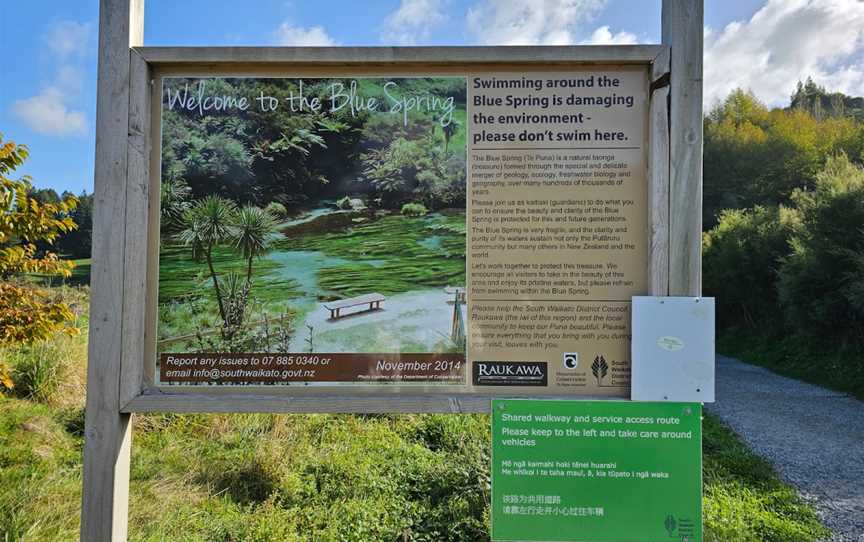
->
xmin=0 ymin=301 xmax=828 ymax=540
xmin=703 ymin=81 xmax=864 ymax=398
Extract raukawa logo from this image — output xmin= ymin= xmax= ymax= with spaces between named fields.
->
xmin=472 ymin=361 xmax=548 ymax=386
xmin=478 ymin=364 xmax=542 ymax=376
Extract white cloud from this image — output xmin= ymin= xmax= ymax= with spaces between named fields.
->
xmin=10 ymin=19 xmax=90 ymax=137
xmin=11 ymin=88 xmax=87 ymax=137
xmin=704 ymin=0 xmax=864 ymax=107
xmin=382 ymin=0 xmax=447 ymax=45
xmin=45 ymin=20 xmax=91 ymax=60
xmin=467 ymin=0 xmax=606 ymax=45
xmin=54 ymin=65 xmax=84 ymax=97
xmin=580 ymin=25 xmax=638 ymax=45
xmin=275 ymin=23 xmax=338 ymax=46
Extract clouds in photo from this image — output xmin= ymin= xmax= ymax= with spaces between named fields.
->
xmin=275 ymin=22 xmax=338 ymax=46
xmin=11 ymin=20 xmax=92 ymax=137
xmin=381 ymin=0 xmax=447 ymax=45
xmin=704 ymin=0 xmax=864 ymax=106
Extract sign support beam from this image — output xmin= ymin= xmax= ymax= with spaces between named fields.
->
xmin=81 ymin=1 xmax=144 ymax=540
xmin=662 ymin=0 xmax=704 ymax=296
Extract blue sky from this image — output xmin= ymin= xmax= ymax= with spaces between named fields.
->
xmin=1 ymin=0 xmax=862 ymax=194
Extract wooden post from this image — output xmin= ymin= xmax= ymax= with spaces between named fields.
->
xmin=662 ymin=0 xmax=703 ymax=296
xmin=81 ymin=1 xmax=144 ymax=540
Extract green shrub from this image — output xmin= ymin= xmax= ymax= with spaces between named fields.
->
xmin=363 ymin=136 xmax=466 ymax=210
xmin=336 ymin=196 xmax=353 ymax=210
xmin=10 ymin=342 xmax=66 ymax=403
xmin=264 ymin=201 xmax=288 ymax=219
xmin=703 ymin=205 xmax=800 ymax=327
xmin=777 ymin=154 xmax=864 ymax=342
xmin=401 ymin=202 xmax=428 ymax=217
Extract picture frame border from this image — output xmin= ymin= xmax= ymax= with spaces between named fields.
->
xmin=119 ymin=45 xmax=671 ymax=414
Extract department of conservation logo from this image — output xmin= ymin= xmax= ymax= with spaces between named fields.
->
xmin=472 ymin=361 xmax=547 ymax=386
xmin=563 ymin=352 xmax=579 ymax=369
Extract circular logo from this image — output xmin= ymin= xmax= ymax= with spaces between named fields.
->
xmin=563 ymin=353 xmax=579 ymax=369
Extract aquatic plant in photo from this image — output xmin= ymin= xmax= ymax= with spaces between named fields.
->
xmin=157 ymin=76 xmax=467 ymax=355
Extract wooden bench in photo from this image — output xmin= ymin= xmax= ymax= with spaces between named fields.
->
xmin=323 ymin=293 xmax=385 ymax=319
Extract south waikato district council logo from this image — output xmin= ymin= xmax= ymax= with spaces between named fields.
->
xmin=590 ymin=355 xmax=609 ymax=385
xmin=664 ymin=513 xmax=696 ymax=541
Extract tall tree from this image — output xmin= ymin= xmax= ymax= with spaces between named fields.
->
xmin=56 ymin=191 xmax=93 ymax=259
xmin=231 ymin=205 xmax=279 ymax=286
xmin=177 ymin=195 xmax=236 ymax=323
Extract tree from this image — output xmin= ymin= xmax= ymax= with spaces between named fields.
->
xmin=703 ymin=89 xmax=771 ymax=223
xmin=177 ymin=195 xmax=237 ymax=323
xmin=0 ymin=133 xmax=79 ymax=344
xmin=160 ymin=177 xmax=192 ymax=234
xmin=777 ymin=154 xmax=864 ymax=341
xmin=703 ymin=86 xmax=864 ymax=227
xmin=56 ymin=191 xmax=93 ymax=259
xmin=790 ymin=77 xmax=864 ymax=121
xmin=702 ymin=205 xmax=800 ymax=327
xmin=232 ymin=205 xmax=279 ymax=286
xmin=361 ymin=136 xmax=466 ymax=209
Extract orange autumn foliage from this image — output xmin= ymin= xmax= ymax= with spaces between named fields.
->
xmin=1 ymin=133 xmax=79 ymax=349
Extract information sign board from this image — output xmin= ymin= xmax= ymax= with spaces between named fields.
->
xmin=151 ymin=67 xmax=651 ymax=397
xmin=491 ymin=399 xmax=702 ymax=542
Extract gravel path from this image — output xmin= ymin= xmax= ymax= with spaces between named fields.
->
xmin=707 ymin=355 xmax=864 ymax=541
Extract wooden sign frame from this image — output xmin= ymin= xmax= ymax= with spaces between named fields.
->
xmin=81 ymin=1 xmax=702 ymax=539
xmin=134 ymin=48 xmax=668 ymax=414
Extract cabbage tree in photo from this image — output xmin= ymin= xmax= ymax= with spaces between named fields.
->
xmin=156 ymin=76 xmax=467 ymax=369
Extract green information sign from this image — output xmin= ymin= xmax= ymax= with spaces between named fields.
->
xmin=491 ymin=400 xmax=702 ymax=542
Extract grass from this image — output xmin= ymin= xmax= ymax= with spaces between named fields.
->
xmin=0 ymin=400 xmax=84 ymax=541
xmin=1 ymin=400 xmax=490 ymax=541
xmin=0 ymin=399 xmax=829 ymax=541
xmin=25 ymin=258 xmax=92 ymax=287
xmin=718 ymin=326 xmax=864 ymax=400
xmin=1 ymin=287 xmax=89 ymax=407
xmin=702 ymin=413 xmax=828 ymax=541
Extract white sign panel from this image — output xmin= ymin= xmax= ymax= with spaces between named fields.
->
xmin=631 ymin=296 xmax=715 ymax=402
